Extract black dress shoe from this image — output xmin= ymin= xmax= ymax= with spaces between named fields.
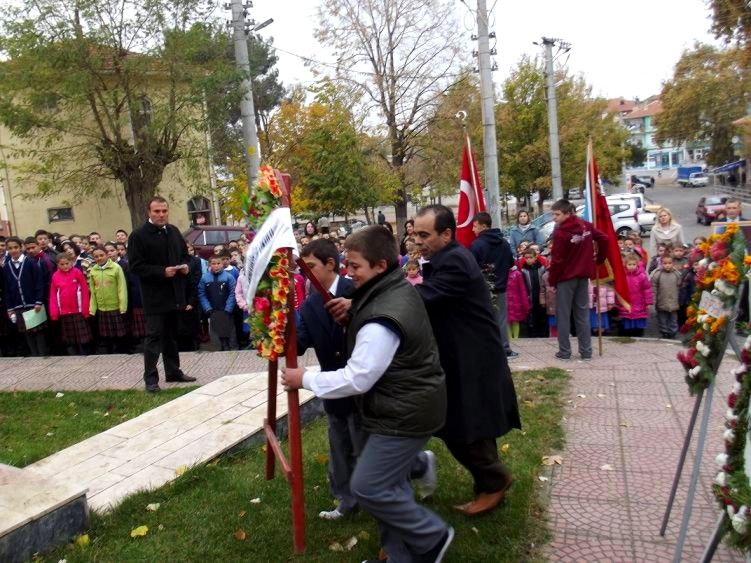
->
xmin=165 ymin=374 xmax=197 ymax=383
xmin=145 ymin=383 xmax=161 ymax=393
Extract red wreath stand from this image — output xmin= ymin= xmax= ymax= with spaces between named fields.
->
xmin=261 ymin=171 xmax=331 ymax=554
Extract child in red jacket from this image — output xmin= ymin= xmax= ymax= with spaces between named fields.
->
xmin=506 ymin=266 xmax=530 ymax=339
xmin=49 ymin=254 xmax=92 ymax=355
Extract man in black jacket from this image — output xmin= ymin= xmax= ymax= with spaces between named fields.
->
xmin=469 ymin=212 xmax=517 ymax=358
xmin=128 ymin=197 xmax=196 ymax=392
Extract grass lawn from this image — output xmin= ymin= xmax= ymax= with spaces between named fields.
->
xmin=41 ymin=368 xmax=569 ymax=562
xmin=0 ymin=388 xmax=196 ymax=467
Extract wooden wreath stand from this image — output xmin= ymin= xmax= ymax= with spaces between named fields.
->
xmin=261 ymin=171 xmax=305 ymax=554
xmin=260 ymin=171 xmax=333 ymax=554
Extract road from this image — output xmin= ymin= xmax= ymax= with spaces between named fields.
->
xmin=606 ymin=182 xmax=723 ymax=243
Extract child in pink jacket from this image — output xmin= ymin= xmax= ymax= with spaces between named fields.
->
xmin=49 ymin=253 xmax=92 ymax=354
xmin=589 ymin=281 xmax=615 ymax=334
xmin=618 ymin=252 xmax=653 ymax=337
xmin=506 ymin=266 xmax=530 ymax=339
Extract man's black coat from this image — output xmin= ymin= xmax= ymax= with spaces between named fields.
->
xmin=416 ymin=240 xmax=521 ymax=443
xmin=297 ymin=276 xmax=355 ymax=416
xmin=127 ymin=221 xmax=190 ymax=315
xmin=469 ymin=228 xmax=514 ymax=293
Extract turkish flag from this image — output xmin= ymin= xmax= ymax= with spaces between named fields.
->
xmin=456 ymin=137 xmax=486 ymax=248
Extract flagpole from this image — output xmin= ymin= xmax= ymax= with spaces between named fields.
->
xmin=588 ymin=140 xmax=604 ymax=357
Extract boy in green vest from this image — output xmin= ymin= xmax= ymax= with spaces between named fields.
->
xmin=282 ymin=226 xmax=452 ymax=563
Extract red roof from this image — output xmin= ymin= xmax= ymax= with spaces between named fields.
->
xmin=624 ymin=100 xmax=663 ymax=120
xmin=606 ymin=98 xmax=637 ymax=114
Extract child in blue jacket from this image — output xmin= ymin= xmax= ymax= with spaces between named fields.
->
xmin=198 ymin=254 xmax=236 ymax=351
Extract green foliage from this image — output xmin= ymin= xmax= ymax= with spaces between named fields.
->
xmin=0 ymin=0 xmax=283 ymax=229
xmin=627 ymin=143 xmax=648 ymax=167
xmin=497 ymin=57 xmax=628 ymax=207
xmin=654 ymin=43 xmax=749 ymax=166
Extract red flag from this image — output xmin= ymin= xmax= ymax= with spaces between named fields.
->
xmin=586 ymin=141 xmax=631 ymax=311
xmin=456 ymin=135 xmax=486 ymax=248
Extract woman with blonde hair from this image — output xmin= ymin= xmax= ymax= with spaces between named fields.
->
xmin=649 ymin=207 xmax=685 ymax=256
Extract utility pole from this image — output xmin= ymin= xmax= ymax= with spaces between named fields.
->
xmin=475 ymin=0 xmax=502 ymax=228
xmin=542 ymin=37 xmax=564 ymax=201
xmin=228 ymin=0 xmax=260 ymax=190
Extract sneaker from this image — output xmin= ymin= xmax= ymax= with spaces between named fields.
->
xmin=580 ymin=355 xmax=592 ymax=361
xmin=506 ymin=351 xmax=519 ymax=359
xmin=414 ymin=450 xmax=437 ymax=499
xmin=555 ymin=352 xmax=571 ymax=360
xmin=318 ymin=508 xmax=345 ymax=520
xmin=419 ymin=526 xmax=455 ymax=563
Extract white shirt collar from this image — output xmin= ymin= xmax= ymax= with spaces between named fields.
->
xmin=328 ymin=275 xmax=340 ymax=296
xmin=13 ymin=254 xmax=26 ymax=264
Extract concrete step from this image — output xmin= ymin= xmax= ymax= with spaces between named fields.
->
xmin=0 ymin=463 xmax=88 ymax=563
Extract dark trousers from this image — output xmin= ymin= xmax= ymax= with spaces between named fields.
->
xmin=444 ymin=437 xmax=511 ymax=495
xmin=143 ymin=311 xmax=182 ymax=385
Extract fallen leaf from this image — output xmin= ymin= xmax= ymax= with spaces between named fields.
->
xmin=175 ymin=465 xmax=188 ymax=476
xmin=103 ymin=412 xmax=109 ymax=417
xmin=145 ymin=503 xmax=160 ymax=512
xmin=261 ymin=445 xmax=267 ymax=453
xmin=538 ymin=476 xmax=549 ymax=482
xmin=58 ymin=560 xmax=67 ymax=563
xmin=600 ymin=464 xmax=615 ymax=471
xmin=250 ymin=497 xmax=261 ymax=504
xmin=46 ymin=432 xmax=54 ymax=437
xmin=577 ymin=394 xmax=586 ymax=398
xmin=500 ymin=443 xmax=510 ymax=454
xmin=68 ymin=402 xmax=76 ymax=407
xmin=597 ymin=394 xmax=606 ymax=398
xmin=566 ymin=400 xmax=573 ymax=404
xmin=666 ymin=404 xmax=672 ymax=409
xmin=344 ymin=536 xmax=358 ymax=551
xmin=238 ymin=510 xmax=247 ymax=518
xmin=619 ymin=421 xmax=631 ymax=428
xmin=130 ymin=525 xmax=149 ymax=538
xmin=329 ymin=542 xmax=344 ymax=552
xmin=157 ymin=524 xmax=164 ymax=531
xmin=233 ymin=529 xmax=247 ymax=541
xmin=55 ymin=392 xmax=65 ymax=398
xmin=523 ymin=400 xmax=535 ymax=407
xmin=521 ymin=431 xmax=527 ymax=436
xmin=314 ymin=453 xmax=328 ymax=465
xmin=541 ymin=455 xmax=563 ymax=466
xmin=357 ymin=530 xmax=370 ymax=540
xmin=74 ymin=534 xmax=90 ymax=548
xmin=313 ymin=485 xmax=320 ymax=491
xmin=471 ymin=526 xmax=479 ymax=534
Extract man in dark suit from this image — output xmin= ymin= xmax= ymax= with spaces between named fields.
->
xmin=128 ymin=197 xmax=196 ymax=392
xmin=412 ymin=204 xmax=520 ymax=516
xmin=297 ymin=239 xmax=363 ymax=520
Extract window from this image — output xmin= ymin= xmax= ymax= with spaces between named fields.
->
xmin=204 ymin=230 xmax=226 ymax=245
xmin=187 ymin=196 xmax=212 ymax=226
xmin=47 ymin=207 xmax=74 ymax=222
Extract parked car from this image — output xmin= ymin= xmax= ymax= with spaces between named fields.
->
xmin=183 ymin=225 xmax=247 ymax=259
xmin=631 ymin=174 xmax=655 ymax=187
xmin=607 ymin=193 xmax=656 ymax=234
xmin=695 ymin=195 xmax=729 ymax=225
xmin=335 ymin=219 xmax=366 ymax=237
xmin=687 ymin=172 xmax=709 ymax=188
xmin=576 ymin=199 xmax=640 ymax=236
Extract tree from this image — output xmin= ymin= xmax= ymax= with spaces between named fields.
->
xmin=414 ymin=72 xmax=483 ymax=204
xmin=654 ymin=44 xmax=749 ymax=166
xmin=497 ymin=57 xmax=628 ymax=212
xmin=316 ymin=0 xmax=462 ymax=236
xmin=627 ymin=143 xmax=648 ymax=167
xmin=709 ymin=0 xmax=751 ymax=47
xmin=0 ymin=0 xmax=253 ymax=229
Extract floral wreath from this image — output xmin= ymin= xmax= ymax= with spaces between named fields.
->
xmin=242 ymin=166 xmax=291 ymax=361
xmin=713 ymin=337 xmax=751 ymax=549
xmin=677 ymin=223 xmax=750 ymax=395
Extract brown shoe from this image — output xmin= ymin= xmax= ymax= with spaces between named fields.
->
xmin=453 ymin=478 xmax=514 ymax=516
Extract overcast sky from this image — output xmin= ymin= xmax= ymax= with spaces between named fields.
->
xmin=249 ymin=0 xmax=717 ymax=101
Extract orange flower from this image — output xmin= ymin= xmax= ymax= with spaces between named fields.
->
xmin=710 ymin=316 xmax=726 ymax=334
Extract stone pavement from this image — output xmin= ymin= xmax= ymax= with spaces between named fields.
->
xmin=0 ymin=339 xmax=745 ymax=560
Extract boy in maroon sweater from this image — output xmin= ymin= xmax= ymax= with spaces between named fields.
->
xmin=547 ymin=200 xmax=608 ymax=360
